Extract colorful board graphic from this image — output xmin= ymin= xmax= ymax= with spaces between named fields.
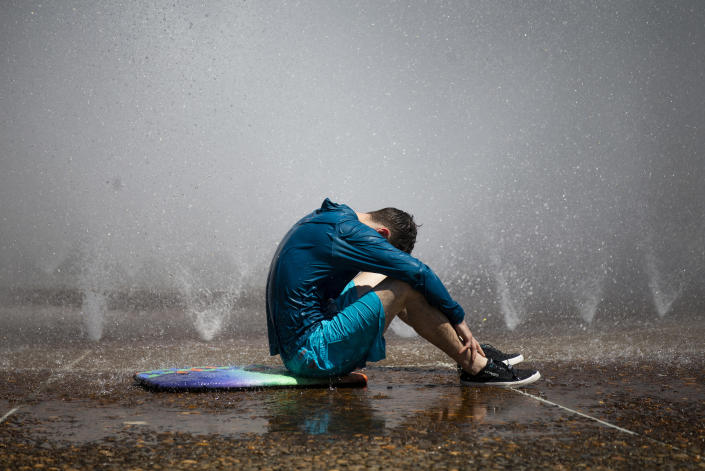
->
xmin=134 ymin=365 xmax=368 ymax=391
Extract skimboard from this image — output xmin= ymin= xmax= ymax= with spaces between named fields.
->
xmin=134 ymin=365 xmax=367 ymax=391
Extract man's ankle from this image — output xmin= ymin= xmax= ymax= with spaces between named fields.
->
xmin=462 ymin=355 xmax=488 ymax=375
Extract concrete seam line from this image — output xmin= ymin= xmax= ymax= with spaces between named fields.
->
xmin=45 ymin=350 xmax=92 ymax=385
xmin=64 ymin=350 xmax=92 ymax=370
xmin=509 ymin=387 xmax=637 ymax=435
xmin=509 ymin=387 xmax=699 ymax=458
xmin=0 ymin=407 xmax=20 ymax=424
xmin=24 ymin=350 xmax=94 ymax=402
xmin=0 ymin=350 xmax=91 ymax=424
xmin=0 ymin=350 xmax=93 ymax=427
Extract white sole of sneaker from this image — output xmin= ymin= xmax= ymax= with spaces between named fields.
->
xmin=461 ymin=370 xmax=541 ymax=387
xmin=502 ymin=354 xmax=524 ymax=366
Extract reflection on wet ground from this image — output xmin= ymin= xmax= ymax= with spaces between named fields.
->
xmin=1 ymin=371 xmax=560 ymax=442
xmin=1 ymin=311 xmax=704 ymax=469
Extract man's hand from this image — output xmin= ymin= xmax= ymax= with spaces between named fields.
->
xmin=453 ymin=321 xmax=485 ymax=364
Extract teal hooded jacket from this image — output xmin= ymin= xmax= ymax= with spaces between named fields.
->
xmin=266 ymin=198 xmax=465 ymax=360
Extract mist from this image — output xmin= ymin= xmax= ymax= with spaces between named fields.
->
xmin=1 ymin=1 xmax=703 ymax=335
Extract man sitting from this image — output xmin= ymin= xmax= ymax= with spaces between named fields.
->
xmin=266 ymin=198 xmax=539 ymax=386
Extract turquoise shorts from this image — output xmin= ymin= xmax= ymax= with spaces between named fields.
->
xmin=283 ymin=281 xmax=386 ymax=377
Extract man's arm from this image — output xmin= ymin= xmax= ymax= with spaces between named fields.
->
xmin=453 ymin=320 xmax=485 ymax=363
xmin=331 ymin=221 xmax=465 ymax=325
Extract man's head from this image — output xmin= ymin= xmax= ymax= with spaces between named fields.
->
xmin=367 ymin=207 xmax=418 ymax=254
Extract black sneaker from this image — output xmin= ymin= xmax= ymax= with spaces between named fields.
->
xmin=480 ymin=343 xmax=524 ymax=366
xmin=459 ymin=359 xmax=540 ymax=387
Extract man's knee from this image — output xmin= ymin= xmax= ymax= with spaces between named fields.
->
xmin=353 ymin=272 xmax=387 ymax=297
xmin=376 ymin=277 xmax=413 ymax=297
xmin=372 ymin=278 xmax=417 ymax=315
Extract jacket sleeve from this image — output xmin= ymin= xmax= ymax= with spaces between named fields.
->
xmin=330 ymin=220 xmax=465 ymax=325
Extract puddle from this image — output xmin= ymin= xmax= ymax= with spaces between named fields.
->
xmin=4 ymin=368 xmax=562 ymax=443
xmin=10 ymin=399 xmax=268 ymax=443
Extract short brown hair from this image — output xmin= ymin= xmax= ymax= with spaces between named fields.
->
xmin=368 ymin=207 xmax=418 ymax=254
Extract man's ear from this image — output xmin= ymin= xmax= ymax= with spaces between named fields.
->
xmin=376 ymin=227 xmax=391 ymax=239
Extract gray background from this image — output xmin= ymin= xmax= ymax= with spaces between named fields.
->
xmin=1 ymin=1 xmax=703 ymax=333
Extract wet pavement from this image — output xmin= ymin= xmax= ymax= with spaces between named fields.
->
xmin=1 ymin=308 xmax=704 ymax=469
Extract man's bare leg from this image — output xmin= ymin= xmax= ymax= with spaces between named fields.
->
xmin=352 ymin=272 xmax=487 ymax=374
